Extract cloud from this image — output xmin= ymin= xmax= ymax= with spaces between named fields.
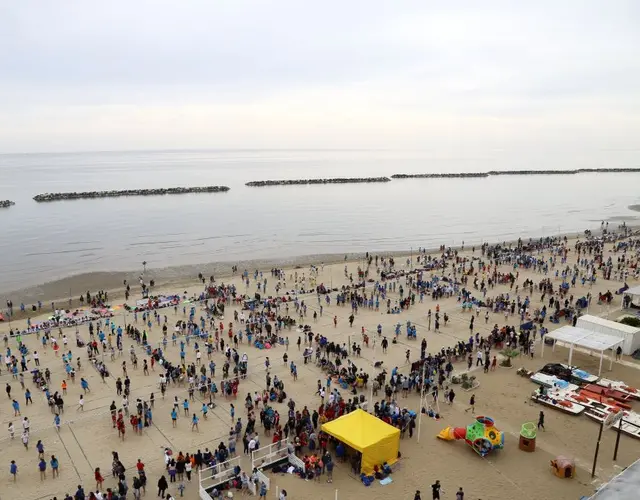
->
xmin=0 ymin=0 xmax=639 ymax=152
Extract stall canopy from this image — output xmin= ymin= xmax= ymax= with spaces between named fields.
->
xmin=321 ymin=409 xmax=400 ymax=474
xmin=542 ymin=325 xmax=624 ymax=375
xmin=624 ymin=285 xmax=640 ymax=305
xmin=576 ymin=314 xmax=640 ymax=355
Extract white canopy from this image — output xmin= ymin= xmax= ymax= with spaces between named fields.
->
xmin=624 ymin=285 xmax=640 ymax=296
xmin=541 ymin=325 xmax=624 ymax=375
xmin=576 ymin=314 xmax=640 ymax=355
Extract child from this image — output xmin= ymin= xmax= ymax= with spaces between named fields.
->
xmin=95 ymin=467 xmax=105 ymax=489
xmin=191 ymin=413 xmax=199 ymax=432
xmin=177 ymin=482 xmax=186 ymax=497
xmin=10 ymin=460 xmax=18 ymax=481
xmin=51 ymin=455 xmax=59 ymax=478
xmin=38 ymin=458 xmax=47 ymax=480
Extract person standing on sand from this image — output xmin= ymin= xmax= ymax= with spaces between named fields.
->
xmin=537 ymin=411 xmax=545 ymax=431
xmin=456 ymin=487 xmax=464 ymax=500
xmin=431 ymin=480 xmax=443 ymax=500
xmin=464 ymin=395 xmax=475 ymax=414
xmin=38 ymin=457 xmax=47 ymax=480
xmin=191 ymin=413 xmax=199 ymax=432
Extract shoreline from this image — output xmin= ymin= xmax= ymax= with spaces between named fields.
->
xmin=1 ymin=221 xmax=639 ymax=500
xmin=4 ymin=224 xmax=633 ymax=312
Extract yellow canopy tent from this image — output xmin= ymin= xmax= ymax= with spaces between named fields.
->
xmin=321 ymin=409 xmax=400 ymax=474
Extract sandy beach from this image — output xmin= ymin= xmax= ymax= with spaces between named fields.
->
xmin=1 ymin=231 xmax=639 ymax=500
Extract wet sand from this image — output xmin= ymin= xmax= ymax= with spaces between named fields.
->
xmin=1 ymin=251 xmax=414 ymax=310
xmin=1 ymin=238 xmax=639 ymax=500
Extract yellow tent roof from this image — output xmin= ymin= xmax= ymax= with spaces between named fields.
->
xmin=321 ymin=409 xmax=400 ymax=451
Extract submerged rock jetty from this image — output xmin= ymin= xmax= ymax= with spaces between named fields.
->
xmin=246 ymin=177 xmax=391 ymax=187
xmin=0 ymin=200 xmax=15 ymax=208
xmin=392 ymin=168 xmax=640 ymax=179
xmin=33 ymin=186 xmax=230 ymax=202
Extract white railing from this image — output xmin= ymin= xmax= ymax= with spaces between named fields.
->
xmin=251 ymin=439 xmax=290 ymax=469
xmin=256 ymin=470 xmax=270 ymax=490
xmin=199 ymin=480 xmax=214 ymax=500
xmin=199 ymin=456 xmax=242 ymax=491
xmin=288 ymin=453 xmax=306 ymax=472
xmin=248 ymin=480 xmax=257 ymax=496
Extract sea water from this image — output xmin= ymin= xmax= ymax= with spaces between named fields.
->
xmin=0 ymin=149 xmax=638 ymax=292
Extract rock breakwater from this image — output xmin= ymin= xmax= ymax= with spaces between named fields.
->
xmin=391 ymin=173 xmax=488 ymax=179
xmin=33 ymin=186 xmax=230 ymax=202
xmin=0 ymin=200 xmax=15 ymax=208
xmin=246 ymin=177 xmax=391 ymax=187
xmin=392 ymin=168 xmax=640 ymax=179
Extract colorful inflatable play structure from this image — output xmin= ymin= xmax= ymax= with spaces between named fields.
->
xmin=437 ymin=416 xmax=505 ymax=457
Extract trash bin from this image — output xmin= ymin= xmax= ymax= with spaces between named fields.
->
xmin=519 ymin=422 xmax=537 ymax=452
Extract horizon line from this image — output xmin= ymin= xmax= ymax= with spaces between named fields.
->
xmin=0 ymin=147 xmax=420 ymax=157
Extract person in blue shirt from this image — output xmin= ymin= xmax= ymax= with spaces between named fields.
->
xmin=80 ymin=378 xmax=90 ymax=393
xmin=171 ymin=408 xmax=178 ymax=427
xmin=10 ymin=460 xmax=17 ymax=481
xmin=182 ymin=399 xmax=189 ymax=416
xmin=74 ymin=485 xmax=85 ymax=499
xmin=50 ymin=455 xmax=59 ymax=478
xmin=38 ymin=457 xmax=47 ymax=479
xmin=191 ymin=413 xmax=199 ymax=431
xmin=54 ymin=414 xmax=61 ymax=432
xmin=12 ymin=399 xmax=20 ymax=416
xmin=36 ymin=439 xmax=45 ymax=458
xmin=326 ymin=459 xmax=334 ymax=483
xmin=202 ymin=403 xmax=208 ymax=420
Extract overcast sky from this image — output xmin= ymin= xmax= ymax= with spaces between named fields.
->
xmin=1 ymin=0 xmax=639 ymax=153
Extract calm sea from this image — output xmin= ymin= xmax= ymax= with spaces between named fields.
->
xmin=0 ymin=149 xmax=638 ymax=293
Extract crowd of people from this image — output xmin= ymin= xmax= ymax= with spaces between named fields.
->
xmin=2 ymin=224 xmax=638 ymax=500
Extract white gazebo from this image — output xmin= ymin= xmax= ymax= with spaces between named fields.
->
xmin=541 ymin=326 xmax=624 ymax=375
